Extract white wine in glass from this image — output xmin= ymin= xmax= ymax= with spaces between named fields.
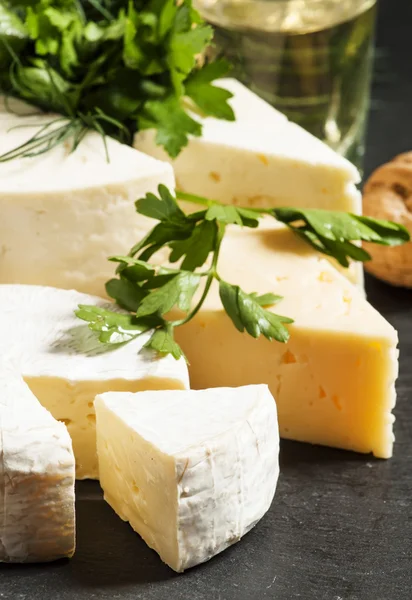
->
xmin=196 ymin=0 xmax=377 ymax=169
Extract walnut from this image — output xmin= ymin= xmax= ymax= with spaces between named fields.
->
xmin=363 ymin=152 xmax=412 ymax=287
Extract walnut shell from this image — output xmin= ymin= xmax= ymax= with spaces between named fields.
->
xmin=363 ymin=152 xmax=412 ymax=287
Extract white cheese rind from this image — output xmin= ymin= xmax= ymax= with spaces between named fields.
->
xmin=0 ymin=285 xmax=189 ymax=480
xmin=95 ymin=385 xmax=279 ymax=572
xmin=0 ymin=371 xmax=75 ymax=563
xmin=0 ymin=112 xmax=175 ymax=296
xmin=0 ymin=284 xmax=188 ymax=563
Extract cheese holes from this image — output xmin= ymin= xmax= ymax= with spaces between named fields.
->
xmin=281 ymin=350 xmax=297 ymax=364
xmin=332 ymin=395 xmax=342 ymax=411
xmin=318 ymin=271 xmax=334 ymax=283
xmin=209 ymin=171 xmax=221 ymax=182
xmin=257 ymin=154 xmax=269 ymax=166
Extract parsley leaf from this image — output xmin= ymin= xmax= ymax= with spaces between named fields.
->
xmin=176 ymin=190 xmax=261 ymax=228
xmin=205 ymin=203 xmax=261 ymax=228
xmin=168 ymin=24 xmax=213 ymax=95
xmin=274 ymin=208 xmax=410 ymax=267
xmin=249 ymin=292 xmax=284 ymax=306
xmin=109 ymin=255 xmax=156 ymax=281
xmin=135 ymin=271 xmax=201 ymax=317
xmin=169 ymin=220 xmax=217 ymax=270
xmin=0 ymin=5 xmax=27 ymax=69
xmin=185 ymin=59 xmax=235 ymax=120
xmin=76 ymin=186 xmax=410 ymax=361
xmin=138 ymin=95 xmax=202 ymax=158
xmin=136 ymin=184 xmax=187 ymax=224
xmin=0 ymin=1 xmax=233 ymax=160
xmin=219 ymin=281 xmax=293 ymax=342
xmin=105 ymin=278 xmax=147 ymax=312
xmin=144 ymin=327 xmax=186 ymax=361
xmin=75 ymin=305 xmax=144 ymax=344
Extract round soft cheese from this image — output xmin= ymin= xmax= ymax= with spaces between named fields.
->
xmin=0 ymin=108 xmax=174 ymax=297
xmin=0 ymin=284 xmax=189 ymax=563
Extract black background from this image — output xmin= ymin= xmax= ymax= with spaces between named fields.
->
xmin=1 ymin=1 xmax=412 ymax=598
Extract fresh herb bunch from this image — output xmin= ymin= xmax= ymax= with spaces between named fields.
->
xmin=76 ymin=186 xmax=410 ymax=361
xmin=0 ymin=0 xmax=234 ymax=160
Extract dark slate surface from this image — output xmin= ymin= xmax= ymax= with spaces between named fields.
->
xmin=1 ymin=1 xmax=412 ymax=598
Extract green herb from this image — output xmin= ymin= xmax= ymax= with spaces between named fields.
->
xmin=0 ymin=1 xmax=234 ymax=161
xmin=76 ymin=186 xmax=410 ymax=361
xmin=272 ymin=208 xmax=410 ymax=268
xmin=0 ymin=5 xmax=28 ymax=70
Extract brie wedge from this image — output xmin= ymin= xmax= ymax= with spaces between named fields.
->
xmin=0 ymin=110 xmax=174 ymax=296
xmin=173 ymin=221 xmax=398 ymax=458
xmin=95 ymin=385 xmax=279 ymax=572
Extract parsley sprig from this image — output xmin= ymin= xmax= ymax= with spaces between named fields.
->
xmin=0 ymin=1 xmax=234 ymax=161
xmin=75 ymin=186 xmax=410 ymax=361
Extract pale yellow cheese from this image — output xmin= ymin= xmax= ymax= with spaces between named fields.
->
xmin=174 ymin=222 xmax=398 ymax=458
xmin=26 ymin=376 xmax=187 ymax=480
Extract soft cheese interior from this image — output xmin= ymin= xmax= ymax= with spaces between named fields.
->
xmin=0 ymin=108 xmax=175 ymax=296
xmin=0 ymin=285 xmax=189 ymax=481
xmin=95 ymin=385 xmax=279 ymax=572
xmin=173 ymin=221 xmax=398 ymax=459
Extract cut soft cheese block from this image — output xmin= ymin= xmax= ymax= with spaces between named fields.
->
xmin=172 ymin=221 xmax=399 ymax=459
xmin=0 ymin=368 xmax=75 ymax=563
xmin=134 ymin=79 xmax=363 ymax=288
xmin=95 ymin=385 xmax=279 ymax=572
xmin=0 ymin=285 xmax=188 ymax=482
xmin=134 ymin=78 xmax=362 ymax=287
xmin=0 ymin=107 xmax=174 ymax=296
xmin=135 ymin=78 xmax=361 ymax=211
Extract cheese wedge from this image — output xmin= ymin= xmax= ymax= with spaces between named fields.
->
xmin=95 ymin=385 xmax=279 ymax=572
xmin=173 ymin=222 xmax=398 ymax=458
xmin=0 ymin=369 xmax=75 ymax=563
xmin=135 ymin=78 xmax=361 ymax=211
xmin=134 ymin=78 xmax=363 ymax=287
xmin=0 ymin=111 xmax=174 ymax=296
xmin=0 ymin=285 xmax=189 ymax=482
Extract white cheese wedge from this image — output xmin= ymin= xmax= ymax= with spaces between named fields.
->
xmin=173 ymin=221 xmax=398 ymax=459
xmin=95 ymin=385 xmax=279 ymax=572
xmin=0 ymin=368 xmax=75 ymax=563
xmin=0 ymin=285 xmax=189 ymax=482
xmin=134 ymin=78 xmax=361 ymax=212
xmin=134 ymin=78 xmax=363 ymax=287
xmin=0 ymin=111 xmax=174 ymax=296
